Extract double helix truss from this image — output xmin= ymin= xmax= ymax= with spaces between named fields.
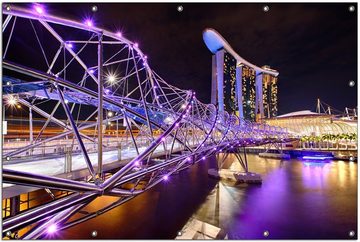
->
xmin=2 ymin=5 xmax=290 ymax=239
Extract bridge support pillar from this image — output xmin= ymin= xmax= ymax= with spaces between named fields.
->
xmin=208 ymin=148 xmax=262 ymax=184
xmin=64 ymin=146 xmax=72 ymax=173
xmin=10 ymin=195 xmax=20 ymax=217
xmin=117 ymin=142 xmax=121 ymax=161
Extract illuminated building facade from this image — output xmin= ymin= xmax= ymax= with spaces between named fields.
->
xmin=242 ymin=66 xmax=256 ymax=121
xmin=204 ymin=28 xmax=279 ymax=122
xmin=262 ymin=65 xmax=278 ymax=118
xmin=223 ymin=51 xmax=237 ymax=114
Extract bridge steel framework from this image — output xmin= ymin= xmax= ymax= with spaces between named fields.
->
xmin=2 ymin=5 xmax=290 ymax=239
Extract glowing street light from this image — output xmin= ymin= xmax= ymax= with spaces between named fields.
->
xmin=34 ymin=4 xmax=44 ymax=15
xmin=107 ymin=111 xmax=113 ymax=117
xmin=84 ymin=19 xmax=93 ymax=27
xmin=105 ymin=71 xmax=119 ymax=86
xmin=108 ymin=75 xmax=116 ymax=83
xmin=65 ymin=42 xmax=73 ymax=49
xmin=47 ymin=224 xmax=57 ymax=234
xmin=6 ymin=95 xmax=17 ymax=107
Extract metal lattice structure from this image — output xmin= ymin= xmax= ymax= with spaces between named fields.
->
xmin=2 ymin=4 xmax=291 ymax=239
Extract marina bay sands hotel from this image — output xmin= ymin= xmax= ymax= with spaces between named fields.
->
xmin=203 ymin=29 xmax=279 ymax=121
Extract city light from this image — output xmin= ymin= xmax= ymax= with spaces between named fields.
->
xmin=106 ymin=72 xmax=119 ymax=86
xmin=84 ymin=19 xmax=93 ymax=27
xmin=65 ymin=42 xmax=73 ymax=49
xmin=6 ymin=95 xmax=17 ymax=107
xmin=108 ymin=111 xmax=113 ymax=117
xmin=47 ymin=224 xmax=57 ymax=234
xmin=134 ymin=42 xmax=139 ymax=48
xmin=302 ymin=155 xmax=333 ymax=161
xmin=34 ymin=4 xmax=44 ymax=15
xmin=163 ymin=175 xmax=169 ymax=181
xmin=116 ymin=31 xmax=122 ymax=37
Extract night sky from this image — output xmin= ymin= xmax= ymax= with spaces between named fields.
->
xmin=9 ymin=3 xmax=359 ymax=115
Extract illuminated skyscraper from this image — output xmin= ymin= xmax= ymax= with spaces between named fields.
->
xmin=262 ymin=65 xmax=278 ymax=118
xmin=223 ymin=51 xmax=237 ymax=114
xmin=242 ymin=65 xmax=256 ymax=121
xmin=204 ymin=28 xmax=279 ymax=122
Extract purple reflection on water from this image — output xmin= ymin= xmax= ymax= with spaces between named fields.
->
xmin=227 ymin=158 xmax=356 ymax=239
xmin=55 ymin=155 xmax=356 ymax=239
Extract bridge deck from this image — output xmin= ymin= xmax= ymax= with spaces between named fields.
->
xmin=2 ymin=142 xmax=193 ymax=198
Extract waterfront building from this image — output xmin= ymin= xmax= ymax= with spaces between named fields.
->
xmin=264 ymin=110 xmax=357 ymax=136
xmin=204 ymin=28 xmax=279 ymax=122
xmin=262 ymin=65 xmax=278 ymax=118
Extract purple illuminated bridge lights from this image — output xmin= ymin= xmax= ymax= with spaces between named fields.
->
xmin=0 ymin=4 xmax=294 ymax=238
xmin=33 ymin=4 xmax=45 ymax=15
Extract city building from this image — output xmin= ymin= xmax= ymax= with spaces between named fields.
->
xmin=262 ymin=65 xmax=278 ymax=118
xmin=204 ymin=28 xmax=279 ymax=122
xmin=223 ymin=51 xmax=237 ymax=114
xmin=264 ymin=110 xmax=357 ymax=136
xmin=241 ymin=65 xmax=256 ymax=120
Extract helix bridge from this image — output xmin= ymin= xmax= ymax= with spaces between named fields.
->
xmin=2 ymin=4 xmax=293 ymax=239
